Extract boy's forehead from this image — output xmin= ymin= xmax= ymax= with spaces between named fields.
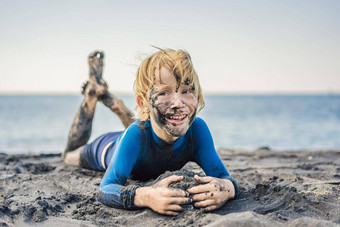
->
xmin=153 ymin=67 xmax=192 ymax=87
xmin=154 ymin=67 xmax=175 ymax=85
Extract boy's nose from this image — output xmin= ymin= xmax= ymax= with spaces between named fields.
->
xmin=170 ymin=95 xmax=185 ymax=109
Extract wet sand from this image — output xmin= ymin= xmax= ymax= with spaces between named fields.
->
xmin=1 ymin=149 xmax=339 ymax=226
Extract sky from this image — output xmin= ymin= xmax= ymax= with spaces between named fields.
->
xmin=0 ymin=0 xmax=339 ymax=94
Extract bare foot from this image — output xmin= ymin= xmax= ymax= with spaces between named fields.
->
xmin=86 ymin=50 xmax=134 ymax=127
xmin=88 ymin=50 xmax=104 ymax=83
xmin=86 ymin=50 xmax=111 ymax=99
xmin=87 ymin=50 xmax=116 ymax=104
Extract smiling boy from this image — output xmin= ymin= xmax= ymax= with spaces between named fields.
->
xmin=63 ymin=48 xmax=239 ymax=215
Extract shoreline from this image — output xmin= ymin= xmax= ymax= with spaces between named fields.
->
xmin=1 ymin=149 xmax=339 ymax=226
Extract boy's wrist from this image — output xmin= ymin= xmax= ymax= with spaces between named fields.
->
xmin=134 ymin=186 xmax=151 ymax=208
xmin=223 ymin=176 xmax=239 ymax=198
xmin=224 ymin=179 xmax=235 ymax=199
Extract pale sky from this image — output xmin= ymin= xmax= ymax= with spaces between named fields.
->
xmin=0 ymin=0 xmax=339 ymax=94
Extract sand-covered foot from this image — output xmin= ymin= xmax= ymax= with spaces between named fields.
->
xmin=87 ymin=50 xmax=116 ymax=105
xmin=87 ymin=50 xmax=134 ymax=127
xmin=88 ymin=50 xmax=104 ymax=84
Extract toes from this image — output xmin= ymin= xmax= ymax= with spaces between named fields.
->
xmin=89 ymin=51 xmax=99 ymax=58
xmin=89 ymin=51 xmax=104 ymax=60
xmin=96 ymin=52 xmax=104 ymax=59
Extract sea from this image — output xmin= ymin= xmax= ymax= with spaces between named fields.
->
xmin=1 ymin=94 xmax=340 ymax=154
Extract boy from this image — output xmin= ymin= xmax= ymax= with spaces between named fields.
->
xmin=63 ymin=48 xmax=238 ymax=216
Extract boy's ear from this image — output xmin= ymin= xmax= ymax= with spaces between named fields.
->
xmin=136 ymin=96 xmax=149 ymax=112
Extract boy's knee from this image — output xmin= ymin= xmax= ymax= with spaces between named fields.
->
xmin=62 ymin=148 xmax=81 ymax=166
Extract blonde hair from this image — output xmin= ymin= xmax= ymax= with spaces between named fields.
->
xmin=133 ymin=48 xmax=205 ymax=121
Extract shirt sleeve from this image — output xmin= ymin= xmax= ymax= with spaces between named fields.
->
xmin=96 ymin=123 xmax=142 ymax=209
xmin=192 ymin=118 xmax=239 ymax=197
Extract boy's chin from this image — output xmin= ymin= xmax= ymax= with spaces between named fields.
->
xmin=165 ymin=123 xmax=189 ymax=138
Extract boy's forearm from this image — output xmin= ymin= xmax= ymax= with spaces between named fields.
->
xmin=97 ymin=184 xmax=140 ymax=209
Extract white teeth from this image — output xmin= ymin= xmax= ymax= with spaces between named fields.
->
xmin=168 ymin=115 xmax=186 ymax=120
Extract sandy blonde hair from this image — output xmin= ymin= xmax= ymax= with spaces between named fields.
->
xmin=133 ymin=48 xmax=205 ymax=121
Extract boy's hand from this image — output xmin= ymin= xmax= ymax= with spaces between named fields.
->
xmin=134 ymin=175 xmax=191 ymax=216
xmin=187 ymin=175 xmax=235 ymax=212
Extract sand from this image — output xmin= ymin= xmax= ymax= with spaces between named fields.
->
xmin=1 ymin=149 xmax=340 ymax=226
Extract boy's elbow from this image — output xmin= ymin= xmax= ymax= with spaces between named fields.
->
xmin=95 ymin=189 xmax=108 ymax=206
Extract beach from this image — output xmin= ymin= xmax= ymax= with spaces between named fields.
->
xmin=1 ymin=149 xmax=339 ymax=226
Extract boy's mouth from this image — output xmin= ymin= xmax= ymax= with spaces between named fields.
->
xmin=166 ymin=114 xmax=188 ymax=125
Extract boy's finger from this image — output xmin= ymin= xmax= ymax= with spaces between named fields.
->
xmin=187 ymin=184 xmax=212 ymax=194
xmin=167 ymin=188 xmax=188 ymax=197
xmin=163 ymin=210 xmax=180 ymax=216
xmin=194 ymin=175 xmax=214 ymax=184
xmin=193 ymin=199 xmax=215 ymax=208
xmin=160 ymin=175 xmax=183 ymax=186
xmin=203 ymin=205 xmax=219 ymax=212
xmin=166 ymin=204 xmax=184 ymax=212
xmin=169 ymin=197 xmax=191 ymax=205
xmin=192 ymin=192 xmax=215 ymax=201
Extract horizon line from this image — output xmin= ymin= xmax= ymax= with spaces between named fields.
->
xmin=1 ymin=90 xmax=340 ymax=96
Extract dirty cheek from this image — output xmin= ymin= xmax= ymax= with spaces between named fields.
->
xmin=149 ymin=88 xmax=158 ymax=107
xmin=151 ymin=101 xmax=171 ymax=127
xmin=149 ymin=88 xmax=166 ymax=127
xmin=184 ymin=95 xmax=198 ymax=125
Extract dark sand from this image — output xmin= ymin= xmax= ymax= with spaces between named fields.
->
xmin=1 ymin=149 xmax=340 ymax=226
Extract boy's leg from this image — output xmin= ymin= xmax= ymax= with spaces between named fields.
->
xmin=63 ymin=80 xmax=107 ymax=164
xmin=63 ymin=51 xmax=134 ymax=166
xmin=100 ymin=91 xmax=135 ymax=128
xmin=63 ymin=51 xmax=107 ymax=165
xmin=88 ymin=50 xmax=134 ymax=128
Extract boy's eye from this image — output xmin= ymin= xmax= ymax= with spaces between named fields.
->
xmin=158 ymin=92 xmax=168 ymax=96
xmin=182 ymin=90 xmax=191 ymax=94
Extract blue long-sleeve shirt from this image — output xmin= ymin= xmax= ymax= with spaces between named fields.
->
xmin=96 ymin=117 xmax=238 ymax=209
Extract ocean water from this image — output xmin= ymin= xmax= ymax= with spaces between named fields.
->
xmin=0 ymin=94 xmax=340 ymax=154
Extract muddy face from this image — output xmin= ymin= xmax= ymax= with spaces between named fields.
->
xmin=149 ymin=68 xmax=198 ymax=142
